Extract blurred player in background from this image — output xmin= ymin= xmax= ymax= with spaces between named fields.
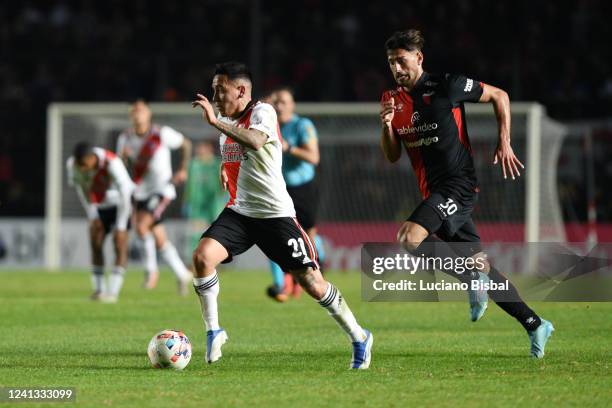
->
xmin=380 ymin=29 xmax=553 ymax=357
xmin=266 ymin=87 xmax=325 ymax=302
xmin=66 ymin=142 xmax=134 ymax=302
xmin=191 ymin=62 xmax=372 ymax=369
xmin=117 ymin=100 xmax=193 ymax=295
xmin=183 ymin=140 xmax=226 ymax=253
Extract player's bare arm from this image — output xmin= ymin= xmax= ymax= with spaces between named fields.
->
xmin=380 ymin=98 xmax=401 ymax=163
xmin=192 ymin=94 xmax=268 ymax=151
xmin=479 ymin=83 xmax=524 ymax=180
xmin=172 ymin=138 xmax=192 ymax=184
xmin=284 ymin=137 xmax=320 ymax=165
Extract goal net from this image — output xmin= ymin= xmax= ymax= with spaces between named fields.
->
xmin=45 ymin=102 xmax=567 ymax=269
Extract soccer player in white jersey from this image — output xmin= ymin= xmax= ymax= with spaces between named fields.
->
xmin=66 ymin=142 xmax=134 ymax=302
xmin=116 ymin=100 xmax=193 ymax=294
xmin=191 ymin=62 xmax=373 ymax=369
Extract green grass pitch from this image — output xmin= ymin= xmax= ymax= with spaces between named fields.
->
xmin=1 ymin=269 xmax=611 ymax=407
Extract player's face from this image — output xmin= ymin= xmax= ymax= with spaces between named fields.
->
xmin=129 ymin=102 xmax=152 ymax=128
xmin=387 ymin=48 xmax=423 ymax=90
xmin=272 ymin=90 xmax=294 ymax=123
xmin=212 ymin=75 xmax=243 ymax=117
xmin=77 ymin=153 xmax=97 ymax=172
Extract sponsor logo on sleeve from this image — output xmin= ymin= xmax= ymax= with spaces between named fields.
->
xmin=464 ymin=78 xmax=474 ymax=92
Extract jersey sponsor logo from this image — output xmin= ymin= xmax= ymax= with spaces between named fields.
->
xmin=464 ymin=78 xmax=474 ymax=92
xmin=424 ymin=81 xmax=438 ymax=87
xmin=403 ymin=136 xmax=439 ymax=148
xmin=397 ymin=122 xmax=439 ymax=135
xmin=221 ymin=142 xmax=248 ymax=162
xmin=411 ymin=111 xmax=420 ymax=124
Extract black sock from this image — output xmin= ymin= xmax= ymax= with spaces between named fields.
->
xmin=488 ymin=267 xmax=541 ymax=331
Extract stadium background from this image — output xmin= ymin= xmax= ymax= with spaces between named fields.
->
xmin=1 ymin=3 xmax=612 ymax=407
xmin=1 ymin=0 xmax=612 ymax=268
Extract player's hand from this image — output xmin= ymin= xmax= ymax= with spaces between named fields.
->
xmin=192 ymin=94 xmax=217 ymax=126
xmin=153 ymin=197 xmax=171 ymax=220
xmin=493 ymin=139 xmax=524 ymax=180
xmin=172 ymin=169 xmax=188 ymax=185
xmin=120 ymin=146 xmax=132 ymax=160
xmin=380 ymin=98 xmax=395 ymax=127
xmin=219 ymin=167 xmax=228 ymax=191
xmin=282 ymin=139 xmax=290 ymax=152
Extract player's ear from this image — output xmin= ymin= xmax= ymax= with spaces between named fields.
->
xmin=238 ymin=85 xmax=245 ymax=98
xmin=416 ymin=50 xmax=424 ymax=66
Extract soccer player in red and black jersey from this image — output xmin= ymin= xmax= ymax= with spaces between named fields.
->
xmin=380 ymin=29 xmax=554 ymax=358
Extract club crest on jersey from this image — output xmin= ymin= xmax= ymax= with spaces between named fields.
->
xmin=395 ymin=103 xmax=404 ymax=112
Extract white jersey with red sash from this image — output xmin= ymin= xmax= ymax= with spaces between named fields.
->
xmin=218 ymin=101 xmax=295 ymax=218
xmin=116 ymin=124 xmax=184 ymax=200
xmin=66 ymin=147 xmax=134 ymax=229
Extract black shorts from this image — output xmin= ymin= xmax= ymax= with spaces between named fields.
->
xmin=98 ymin=207 xmax=131 ymax=235
xmin=408 ymin=192 xmax=482 ymax=255
xmin=201 ymin=208 xmax=319 ymax=272
xmin=286 ymin=179 xmax=318 ymax=230
xmin=135 ymin=194 xmax=171 ymax=225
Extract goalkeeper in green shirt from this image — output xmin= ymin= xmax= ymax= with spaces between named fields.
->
xmin=183 ymin=141 xmax=227 ymax=252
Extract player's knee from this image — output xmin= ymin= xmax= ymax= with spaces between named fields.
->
xmin=397 ymin=222 xmax=428 ymax=252
xmin=192 ymin=247 xmax=217 ymax=276
xmin=136 ymin=223 xmax=149 ymax=238
xmin=401 ymin=231 xmax=426 ymax=253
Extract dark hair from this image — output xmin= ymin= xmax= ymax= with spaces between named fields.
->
xmin=385 ymin=29 xmax=425 ymax=52
xmin=73 ymin=142 xmax=94 ymax=164
xmin=273 ymin=86 xmax=295 ymax=98
xmin=214 ymin=61 xmax=252 ymax=83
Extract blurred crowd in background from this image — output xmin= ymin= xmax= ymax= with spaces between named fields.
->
xmin=1 ymin=0 xmax=611 ymax=219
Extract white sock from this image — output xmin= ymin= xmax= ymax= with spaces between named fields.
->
xmin=139 ymin=234 xmax=158 ymax=276
xmin=108 ymin=266 xmax=126 ymax=297
xmin=193 ymin=271 xmax=220 ymax=331
xmin=92 ymin=266 xmax=105 ymax=293
xmin=160 ymin=242 xmax=191 ymax=281
xmin=319 ymin=283 xmax=366 ymax=342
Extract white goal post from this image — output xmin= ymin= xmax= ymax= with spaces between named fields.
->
xmin=45 ymin=102 xmax=566 ymax=270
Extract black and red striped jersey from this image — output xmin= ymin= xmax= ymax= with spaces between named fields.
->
xmin=381 ymin=72 xmax=484 ymax=204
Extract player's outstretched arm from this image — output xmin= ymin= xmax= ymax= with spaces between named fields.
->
xmin=192 ymin=94 xmax=268 ymax=150
xmin=380 ymin=98 xmax=401 ymax=163
xmin=479 ymin=84 xmax=524 ymax=180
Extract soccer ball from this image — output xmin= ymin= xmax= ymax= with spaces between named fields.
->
xmin=147 ymin=330 xmax=192 ymax=370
